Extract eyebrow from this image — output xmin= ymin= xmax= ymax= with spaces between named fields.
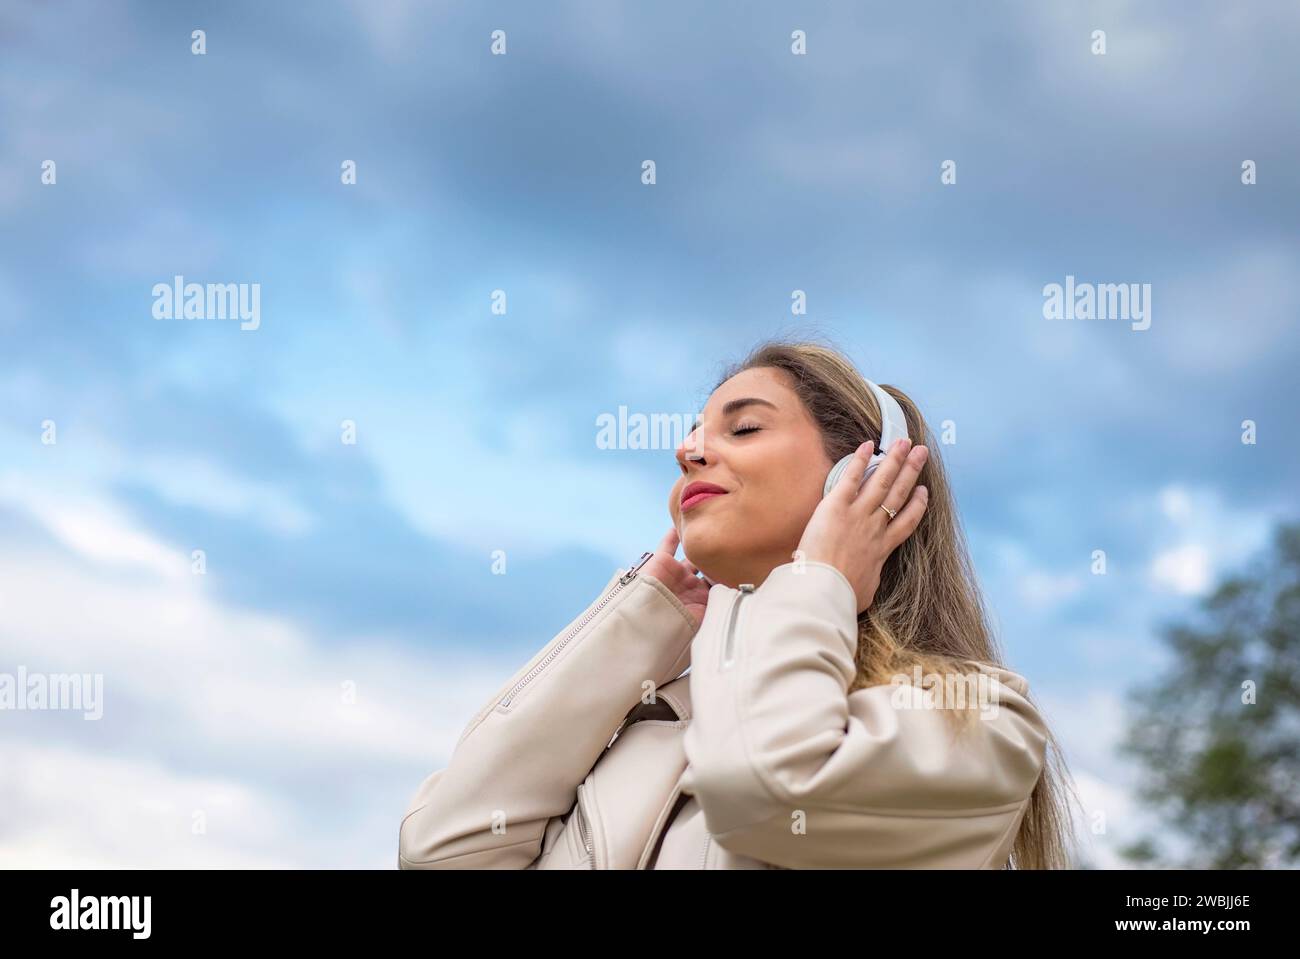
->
xmin=691 ymin=397 xmax=779 ymax=432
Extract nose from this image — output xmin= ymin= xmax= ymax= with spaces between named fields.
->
xmin=676 ymin=425 xmax=708 ymax=470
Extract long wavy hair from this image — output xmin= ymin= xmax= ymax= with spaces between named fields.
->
xmin=706 ymin=338 xmax=1080 ymax=869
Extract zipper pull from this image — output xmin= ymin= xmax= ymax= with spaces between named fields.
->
xmin=620 ymin=551 xmax=654 ymax=585
xmin=720 ymin=584 xmax=755 ymax=669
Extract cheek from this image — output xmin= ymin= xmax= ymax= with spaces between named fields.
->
xmin=743 ymin=443 xmax=804 ymax=498
xmin=742 ymin=450 xmax=822 ymax=534
xmin=667 ymin=478 xmax=684 ymax=525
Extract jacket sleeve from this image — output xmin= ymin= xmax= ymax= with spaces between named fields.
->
xmin=398 ymin=563 xmax=698 ymax=868
xmin=682 ymin=561 xmax=1049 ymax=869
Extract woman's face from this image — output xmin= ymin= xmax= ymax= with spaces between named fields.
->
xmin=668 ymin=367 xmax=834 ymax=589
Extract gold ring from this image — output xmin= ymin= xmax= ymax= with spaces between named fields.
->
xmin=879 ymin=504 xmax=897 ymax=520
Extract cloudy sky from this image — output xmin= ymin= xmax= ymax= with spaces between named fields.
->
xmin=1 ymin=0 xmax=1296 ymax=868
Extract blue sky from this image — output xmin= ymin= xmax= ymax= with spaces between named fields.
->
xmin=1 ymin=0 xmax=1297 ymax=867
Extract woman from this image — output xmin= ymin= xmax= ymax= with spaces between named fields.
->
xmin=398 ymin=340 xmax=1078 ymax=869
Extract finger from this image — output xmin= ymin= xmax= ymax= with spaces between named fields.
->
xmin=830 ymin=441 xmax=874 ymax=504
xmin=657 ymin=526 xmax=680 ymax=557
xmin=884 ymin=485 xmax=929 ymax=551
xmin=857 ymin=436 xmax=913 ymax=513
xmin=881 ymin=444 xmax=928 ymax=516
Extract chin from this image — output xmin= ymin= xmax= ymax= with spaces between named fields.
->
xmin=680 ymin=523 xmax=737 ymax=584
xmin=679 ymin=525 xmax=721 ymax=568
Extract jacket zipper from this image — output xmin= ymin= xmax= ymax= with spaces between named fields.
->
xmin=720 ymin=583 xmax=754 ymax=669
xmin=498 ymin=551 xmax=655 ymax=709
xmin=575 ymin=782 xmax=596 ymax=868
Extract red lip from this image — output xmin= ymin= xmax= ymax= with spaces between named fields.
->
xmin=680 ymin=481 xmax=728 ymax=512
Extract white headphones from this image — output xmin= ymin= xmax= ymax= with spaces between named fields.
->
xmin=822 ymin=379 xmax=909 ymax=498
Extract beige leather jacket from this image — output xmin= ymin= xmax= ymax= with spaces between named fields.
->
xmin=398 ymin=553 xmax=1049 ymax=869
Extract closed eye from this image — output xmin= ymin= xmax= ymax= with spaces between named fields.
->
xmin=731 ymin=426 xmax=761 ymax=436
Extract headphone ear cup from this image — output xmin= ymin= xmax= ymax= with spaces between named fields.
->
xmin=822 ymin=455 xmax=846 ymax=498
xmin=823 ymin=453 xmax=857 ymax=498
xmin=824 ymin=452 xmax=883 ymax=498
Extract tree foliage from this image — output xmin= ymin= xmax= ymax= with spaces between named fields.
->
xmin=1119 ymin=522 xmax=1300 ymax=868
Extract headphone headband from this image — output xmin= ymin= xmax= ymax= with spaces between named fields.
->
xmin=868 ymin=379 xmax=909 ymax=459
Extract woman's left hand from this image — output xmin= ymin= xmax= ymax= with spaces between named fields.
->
xmin=796 ymin=437 xmax=930 ymax=614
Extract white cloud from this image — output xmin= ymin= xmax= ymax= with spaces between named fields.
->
xmin=0 ymin=741 xmax=293 ymax=868
xmin=1143 ymin=484 xmax=1274 ymax=596
xmin=0 ymin=421 xmax=316 ymax=542
xmin=1023 ymin=2 xmax=1300 ymax=128
xmin=1035 ymin=686 xmax=1174 ymax=869
xmin=130 ymin=453 xmax=315 ymax=537
xmin=0 ymin=542 xmax=491 ymax=764
xmin=1158 ymin=485 xmax=1193 ymax=523
xmin=756 ymin=121 xmax=926 ymax=200
xmin=989 ymin=537 xmax=1085 ymax=613
xmin=344 ymin=0 xmax=451 ymax=62
xmin=81 ymin=207 xmax=222 ymax=280
xmin=272 ymin=385 xmax=680 ymax=563
xmin=0 ymin=476 xmax=184 ymax=579
xmin=0 ymin=507 xmax=531 ymax=866
xmin=1149 ymin=542 xmax=1211 ymax=595
xmin=1067 ymin=770 xmax=1146 ymax=870
xmin=1018 ymin=569 xmax=1085 ymax=610
xmin=1160 ymin=243 xmax=1300 ymax=374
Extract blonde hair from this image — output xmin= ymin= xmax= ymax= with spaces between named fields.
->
xmin=708 ymin=337 xmax=1081 ymax=869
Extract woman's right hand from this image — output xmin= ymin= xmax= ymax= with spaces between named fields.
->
xmin=639 ymin=527 xmax=711 ymax=628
